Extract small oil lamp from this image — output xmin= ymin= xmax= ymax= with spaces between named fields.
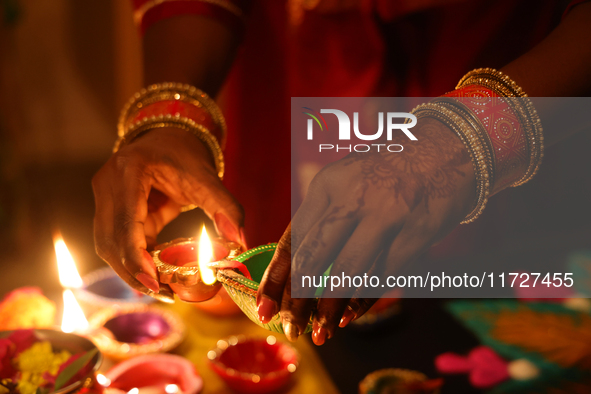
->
xmin=151 ymin=226 xmax=242 ymax=302
xmin=54 ymin=234 xmax=89 ymax=334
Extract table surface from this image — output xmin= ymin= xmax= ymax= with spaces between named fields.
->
xmin=96 ymin=298 xmax=484 ymax=394
xmin=100 ymin=301 xmax=340 ymax=394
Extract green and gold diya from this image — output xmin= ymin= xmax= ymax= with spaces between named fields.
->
xmin=216 ymin=244 xmax=314 ymax=335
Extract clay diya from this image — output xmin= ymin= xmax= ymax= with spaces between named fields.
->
xmin=217 ymin=244 xmax=315 ymax=334
xmin=359 ymin=369 xmax=442 ymax=394
xmin=190 ymin=287 xmax=242 ymax=317
xmin=151 ymin=233 xmax=242 ymax=303
xmin=102 ymin=354 xmax=203 ymax=394
xmin=207 ymin=335 xmax=299 ymax=394
xmin=88 ymin=304 xmax=184 ymax=360
xmin=74 ymin=267 xmax=155 ymax=314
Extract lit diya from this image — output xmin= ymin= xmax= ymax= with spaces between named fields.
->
xmin=207 ymin=335 xmax=299 ymax=394
xmin=74 ymin=267 xmax=155 ymax=314
xmin=88 ymin=304 xmax=184 ymax=360
xmin=217 ymin=244 xmax=314 ymax=334
xmin=151 ymin=226 xmax=246 ymax=303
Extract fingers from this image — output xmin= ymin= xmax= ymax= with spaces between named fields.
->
xmin=93 ymin=158 xmax=175 ymax=302
xmin=93 ymin=128 xmax=246 ymax=304
xmin=307 ymin=219 xmax=396 ymax=345
xmin=291 ymin=211 xmax=358 ymax=297
xmin=312 ymin=298 xmax=349 ymax=345
xmin=257 ymin=223 xmax=292 ymax=324
xmin=133 ymin=129 xmax=246 ymax=248
xmin=276 ymin=212 xmax=355 ymax=341
xmin=279 ymin=273 xmax=316 ymax=343
xmin=339 ymin=298 xmax=378 ymax=328
xmin=111 ymin=163 xmax=162 ymax=291
xmin=182 ymin=174 xmax=246 ymax=248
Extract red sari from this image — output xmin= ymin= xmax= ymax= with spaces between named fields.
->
xmin=133 ymin=0 xmax=590 ymax=257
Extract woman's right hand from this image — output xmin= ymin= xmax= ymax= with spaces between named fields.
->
xmin=92 ymin=127 xmax=245 ymax=299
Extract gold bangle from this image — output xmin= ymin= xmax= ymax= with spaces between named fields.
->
xmin=431 ymin=97 xmax=496 ymax=188
xmin=457 ymin=68 xmax=527 ymax=97
xmin=410 ymin=103 xmax=493 ymax=223
xmin=118 ymin=82 xmax=227 ymax=148
xmin=114 ymin=115 xmax=225 ymax=180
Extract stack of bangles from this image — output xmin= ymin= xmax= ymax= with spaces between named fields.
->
xmin=409 ymin=68 xmax=544 ymax=223
xmin=115 ymin=83 xmax=227 ymax=212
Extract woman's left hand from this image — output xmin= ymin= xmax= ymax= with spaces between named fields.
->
xmin=257 ymin=118 xmax=478 ymax=345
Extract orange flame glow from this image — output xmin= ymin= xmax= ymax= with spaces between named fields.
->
xmin=61 ymin=289 xmax=88 ymax=333
xmin=198 ymin=226 xmax=216 ymax=285
xmin=54 ymin=235 xmax=83 ymax=289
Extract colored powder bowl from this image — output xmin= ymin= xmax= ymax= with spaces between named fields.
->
xmin=88 ymin=305 xmax=184 ymax=360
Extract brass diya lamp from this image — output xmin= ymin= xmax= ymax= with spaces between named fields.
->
xmin=151 ymin=226 xmax=243 ymax=303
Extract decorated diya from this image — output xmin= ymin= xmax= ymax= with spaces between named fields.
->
xmin=87 ymin=304 xmax=184 ymax=360
xmin=216 ymin=244 xmax=314 ymax=334
xmin=358 ymin=369 xmax=442 ymax=394
xmin=207 ymin=335 xmax=298 ymax=394
xmin=151 ymin=227 xmax=243 ymax=303
xmin=103 ymin=354 xmax=203 ymax=394
xmin=74 ymin=267 xmax=155 ymax=313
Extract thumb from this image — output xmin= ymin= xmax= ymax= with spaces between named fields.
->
xmin=186 ymin=177 xmax=246 ymax=248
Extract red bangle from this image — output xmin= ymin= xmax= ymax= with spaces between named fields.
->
xmin=127 ymin=100 xmax=223 ymax=144
xmin=443 ymin=85 xmax=529 ymax=195
xmin=133 ymin=0 xmax=247 ymax=35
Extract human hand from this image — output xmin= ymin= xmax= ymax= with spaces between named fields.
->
xmin=257 ymin=118 xmax=477 ymax=345
xmin=93 ymin=127 xmax=245 ymax=300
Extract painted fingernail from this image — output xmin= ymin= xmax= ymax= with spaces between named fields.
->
xmin=136 ymin=272 xmax=160 ymax=293
xmin=239 ymin=228 xmax=248 ymax=249
xmin=312 ymin=322 xmax=327 ymax=346
xmin=257 ymin=295 xmax=277 ymax=324
xmin=283 ymin=321 xmax=299 ymax=342
xmin=214 ymin=212 xmax=240 ymax=244
xmin=339 ymin=308 xmax=356 ymax=328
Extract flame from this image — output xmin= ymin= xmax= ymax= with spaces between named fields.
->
xmin=54 ymin=235 xmax=83 ymax=289
xmin=61 ymin=289 xmax=89 ymax=333
xmin=198 ymin=226 xmax=217 ymax=285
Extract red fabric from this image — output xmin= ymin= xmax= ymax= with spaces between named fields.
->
xmin=443 ymin=86 xmax=528 ymax=194
xmin=129 ymin=0 xmax=587 ymax=257
xmin=562 ymin=0 xmax=591 ymax=19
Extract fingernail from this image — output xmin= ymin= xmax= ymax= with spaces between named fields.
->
xmin=312 ymin=321 xmax=327 ymax=346
xmin=257 ymin=295 xmax=277 ymax=324
xmin=214 ymin=212 xmax=240 ymax=244
xmin=283 ymin=321 xmax=299 ymax=342
xmin=239 ymin=228 xmax=248 ymax=250
xmin=136 ymin=272 xmax=160 ymax=293
xmin=339 ymin=308 xmax=356 ymax=328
